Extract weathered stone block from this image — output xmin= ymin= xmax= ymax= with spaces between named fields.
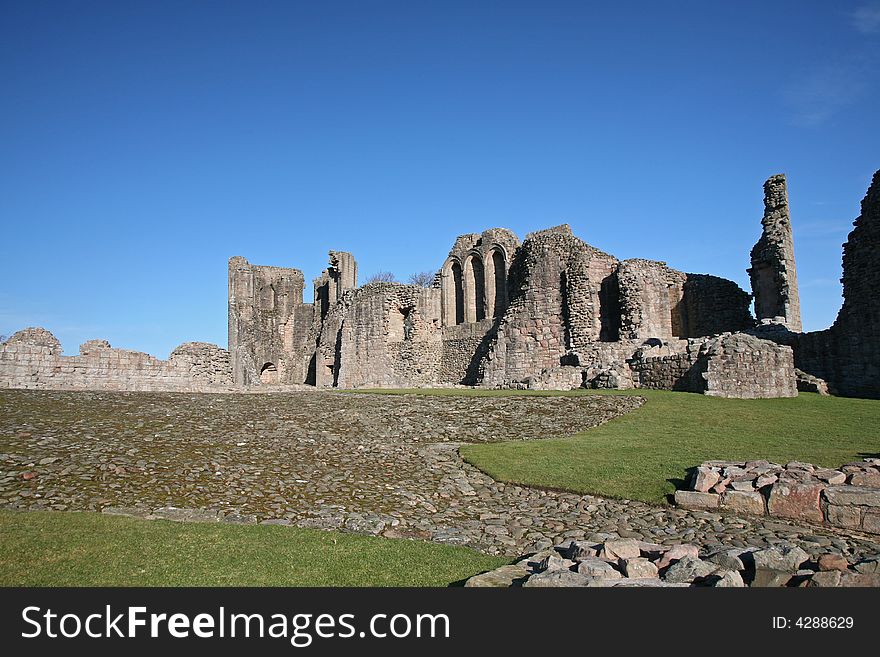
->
xmin=674 ymin=490 xmax=720 ymax=510
xmin=825 ymin=504 xmax=861 ymax=530
xmin=817 ymin=553 xmax=850 ymax=573
xmin=849 ymin=472 xmax=880 ymax=488
xmin=576 ymin=557 xmax=621 ymax=579
xmin=862 ymin=509 xmax=880 ymax=534
xmin=465 ymin=564 xmax=531 ymax=587
xmin=805 ymin=571 xmax=842 ymax=587
xmin=600 ymin=538 xmax=641 ymax=560
xmin=824 ymin=486 xmax=880 ymax=508
xmin=767 ymin=480 xmax=824 ymax=523
xmin=721 ymin=490 xmax=766 ymax=516
xmin=839 ymin=572 xmax=880 ymax=588
xmin=693 ymin=466 xmax=720 ymax=492
xmin=522 ymin=570 xmax=594 ymax=587
xmin=622 ymin=557 xmax=659 ymax=579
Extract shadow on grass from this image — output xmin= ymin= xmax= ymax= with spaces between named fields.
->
xmin=665 ymin=466 xmax=696 ymax=503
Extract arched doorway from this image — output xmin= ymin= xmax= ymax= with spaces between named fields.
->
xmin=260 ymin=362 xmax=279 ymax=385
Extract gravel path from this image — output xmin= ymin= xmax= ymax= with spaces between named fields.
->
xmin=1 ymin=389 xmax=878 ymax=561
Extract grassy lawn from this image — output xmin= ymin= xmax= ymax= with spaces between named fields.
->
xmin=356 ymin=388 xmax=880 ymax=505
xmin=458 ymin=390 xmax=880 ymax=504
xmin=0 ymin=510 xmax=507 ymax=586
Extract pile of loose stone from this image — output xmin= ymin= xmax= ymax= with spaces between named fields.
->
xmin=675 ymin=458 xmax=880 ymax=534
xmin=466 ymin=536 xmax=880 ymax=587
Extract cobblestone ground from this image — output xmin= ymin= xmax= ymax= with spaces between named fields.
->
xmin=1 ymin=389 xmax=878 ymax=560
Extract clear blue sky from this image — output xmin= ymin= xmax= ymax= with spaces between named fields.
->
xmin=2 ymin=1 xmax=878 ymax=357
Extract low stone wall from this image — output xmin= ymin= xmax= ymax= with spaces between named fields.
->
xmin=0 ymin=327 xmax=233 ymax=392
xmin=628 ymin=332 xmax=797 ymax=398
xmin=675 ymin=458 xmax=880 ymax=535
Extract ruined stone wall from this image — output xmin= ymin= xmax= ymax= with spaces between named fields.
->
xmin=779 ymin=171 xmax=880 ymax=399
xmin=440 ymin=319 xmax=494 ymax=384
xmin=676 ymin=458 xmax=880 ymax=536
xmin=313 ymin=295 xmax=348 ymax=387
xmin=617 ymin=259 xmax=686 ymax=341
xmin=0 ymin=328 xmax=232 ymax=391
xmin=826 ymin=170 xmax=880 ymax=398
xmin=629 ymin=340 xmax=706 ymax=392
xmin=701 ymin=333 xmax=797 ymax=398
xmin=334 ymin=283 xmax=442 ymax=388
xmin=479 ymin=226 xmax=619 ymax=387
xmin=228 ymin=256 xmax=307 ymax=386
xmin=748 ymin=174 xmax=802 ymax=331
xmin=629 ymin=333 xmax=796 ymax=398
xmin=618 ymin=262 xmax=752 ymax=342
xmin=681 ymin=274 xmax=753 ymax=337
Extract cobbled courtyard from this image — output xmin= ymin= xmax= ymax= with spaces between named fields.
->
xmin=2 ymin=389 xmax=879 ymax=559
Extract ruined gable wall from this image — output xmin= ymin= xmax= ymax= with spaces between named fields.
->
xmin=748 ymin=174 xmax=802 ymax=331
xmin=228 ymin=256 xmax=306 ymax=386
xmin=0 ymin=328 xmax=232 ymax=391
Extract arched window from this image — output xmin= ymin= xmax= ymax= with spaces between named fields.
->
xmin=465 ymin=255 xmax=485 ymax=322
xmin=442 ymin=259 xmax=465 ymax=326
xmin=491 ymin=249 xmax=506 ymax=317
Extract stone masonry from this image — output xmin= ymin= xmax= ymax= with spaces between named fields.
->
xmin=0 ymin=328 xmax=231 ymax=392
xmin=755 ymin=170 xmax=880 ymax=399
xmin=748 ymin=174 xmax=802 ymax=332
xmin=3 ymin=170 xmax=878 ymax=398
xmin=675 ymin=458 xmax=880 ymax=536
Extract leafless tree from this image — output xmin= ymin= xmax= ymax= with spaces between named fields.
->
xmin=407 ymin=271 xmax=435 ymax=287
xmin=365 ymin=271 xmax=397 ymax=283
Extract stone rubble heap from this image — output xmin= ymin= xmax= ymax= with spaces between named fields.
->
xmin=675 ymin=458 xmax=880 ymax=534
xmin=465 ymin=537 xmax=880 ymax=587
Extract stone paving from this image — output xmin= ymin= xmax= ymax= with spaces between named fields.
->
xmin=1 ymin=389 xmax=878 ymax=561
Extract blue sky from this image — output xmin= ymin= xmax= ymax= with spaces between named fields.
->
xmin=1 ymin=0 xmax=878 ymax=357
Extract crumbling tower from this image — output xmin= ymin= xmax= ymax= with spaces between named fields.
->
xmin=748 ymin=174 xmax=802 ymax=332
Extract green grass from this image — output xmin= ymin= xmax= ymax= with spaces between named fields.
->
xmin=456 ymin=390 xmax=880 ymax=504
xmin=352 ymin=388 xmax=880 ymax=505
xmin=0 ymin=510 xmax=507 ymax=586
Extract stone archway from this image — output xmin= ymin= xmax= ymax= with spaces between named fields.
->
xmin=260 ymin=362 xmax=279 ymax=385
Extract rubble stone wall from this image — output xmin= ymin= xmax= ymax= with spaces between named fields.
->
xmin=748 ymin=174 xmax=802 ymax=331
xmin=629 ymin=333 xmax=797 ymax=398
xmin=335 ymin=283 xmax=442 ymax=388
xmin=0 ymin=328 xmax=232 ymax=391
xmin=228 ymin=256 xmax=308 ymax=386
xmin=479 ymin=226 xmax=619 ymax=387
xmin=441 ymin=319 xmax=493 ymax=384
xmin=617 ymin=261 xmax=752 ymax=341
xmin=676 ymin=458 xmax=880 ymax=535
xmin=770 ymin=170 xmax=880 ymax=399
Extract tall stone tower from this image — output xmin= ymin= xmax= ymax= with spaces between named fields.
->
xmin=748 ymin=174 xmax=802 ymax=332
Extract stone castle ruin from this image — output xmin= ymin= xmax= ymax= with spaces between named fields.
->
xmin=3 ymin=170 xmax=879 ymax=399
